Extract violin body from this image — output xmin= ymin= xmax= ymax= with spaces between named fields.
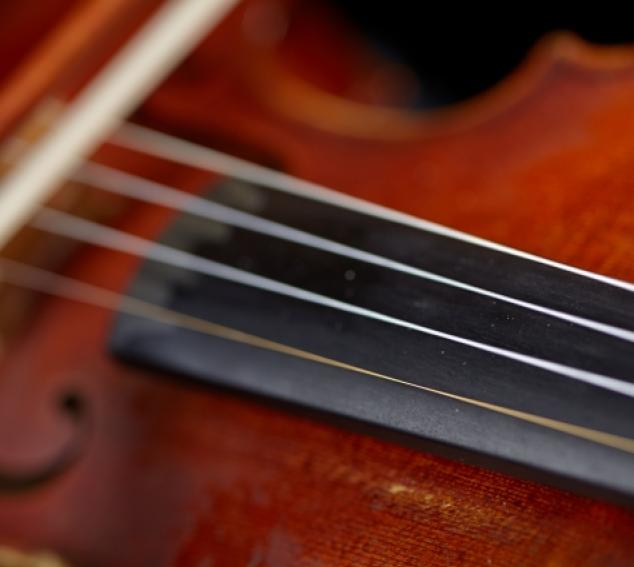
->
xmin=1 ymin=1 xmax=634 ymax=565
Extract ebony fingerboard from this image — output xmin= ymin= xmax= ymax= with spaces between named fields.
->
xmin=110 ymin=179 xmax=634 ymax=504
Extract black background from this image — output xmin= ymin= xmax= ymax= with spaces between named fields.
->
xmin=334 ymin=2 xmax=634 ymax=107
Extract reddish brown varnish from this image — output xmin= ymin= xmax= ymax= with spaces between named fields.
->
xmin=1 ymin=1 xmax=634 ymax=566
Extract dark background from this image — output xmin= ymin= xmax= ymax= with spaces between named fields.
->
xmin=334 ymin=2 xmax=634 ymax=107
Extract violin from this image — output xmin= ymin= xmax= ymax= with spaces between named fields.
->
xmin=1 ymin=1 xmax=634 ymax=565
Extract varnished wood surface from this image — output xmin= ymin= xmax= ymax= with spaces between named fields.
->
xmin=2 ymin=1 xmax=634 ymax=565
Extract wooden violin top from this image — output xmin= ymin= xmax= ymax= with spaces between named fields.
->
xmin=1 ymin=1 xmax=634 ymax=565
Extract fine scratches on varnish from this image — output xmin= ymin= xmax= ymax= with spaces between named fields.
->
xmin=1 ymin=1 xmax=634 ymax=565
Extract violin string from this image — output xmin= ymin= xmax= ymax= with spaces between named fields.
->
xmin=31 ymin=207 xmax=634 ymax=399
xmin=1 ymin=257 xmax=634 ymax=456
xmin=0 ymin=1 xmax=238 ymax=250
xmin=112 ymin=122 xmax=634 ymax=294
xmin=5 ymin=117 xmax=634 ymax=351
xmin=74 ymin=161 xmax=634 ymax=344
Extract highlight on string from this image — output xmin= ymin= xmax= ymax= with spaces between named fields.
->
xmin=1 ymin=258 xmax=634 ymax=456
